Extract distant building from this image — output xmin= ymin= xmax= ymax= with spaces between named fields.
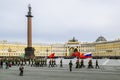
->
xmin=95 ymin=36 xmax=107 ymax=42
xmin=0 ymin=36 xmax=120 ymax=58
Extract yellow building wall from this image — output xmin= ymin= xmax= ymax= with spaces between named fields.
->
xmin=0 ymin=40 xmax=120 ymax=57
xmin=95 ymin=42 xmax=120 ymax=57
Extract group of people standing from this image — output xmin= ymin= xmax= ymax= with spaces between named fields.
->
xmin=0 ymin=59 xmax=12 ymax=69
xmin=33 ymin=59 xmax=47 ymax=67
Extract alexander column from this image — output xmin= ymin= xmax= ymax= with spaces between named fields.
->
xmin=25 ymin=4 xmax=35 ymax=59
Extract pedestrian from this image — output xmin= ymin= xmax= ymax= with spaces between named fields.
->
xmin=19 ymin=64 xmax=24 ymax=76
xmin=69 ymin=60 xmax=73 ymax=72
xmin=5 ymin=61 xmax=9 ymax=69
xmin=95 ymin=60 xmax=100 ymax=69
xmin=75 ymin=59 xmax=79 ymax=68
xmin=0 ymin=60 xmax=3 ymax=68
xmin=51 ymin=59 xmax=54 ymax=67
xmin=60 ymin=59 xmax=63 ymax=67
xmin=88 ymin=60 xmax=93 ymax=69
xmin=49 ymin=60 xmax=51 ymax=67
xmin=80 ymin=59 xmax=85 ymax=68
xmin=53 ymin=59 xmax=57 ymax=67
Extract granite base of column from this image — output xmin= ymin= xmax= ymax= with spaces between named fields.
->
xmin=25 ymin=47 xmax=35 ymax=59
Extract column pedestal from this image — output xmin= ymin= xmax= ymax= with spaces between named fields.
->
xmin=25 ymin=47 xmax=35 ymax=59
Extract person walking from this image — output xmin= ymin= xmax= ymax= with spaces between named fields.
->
xmin=5 ymin=61 xmax=9 ymax=69
xmin=19 ymin=64 xmax=24 ymax=76
xmin=75 ymin=59 xmax=79 ymax=68
xmin=0 ymin=60 xmax=3 ymax=68
xmin=69 ymin=60 xmax=73 ymax=72
xmin=49 ymin=60 xmax=51 ymax=67
xmin=80 ymin=59 xmax=85 ymax=68
xmin=95 ymin=60 xmax=100 ymax=69
xmin=60 ymin=59 xmax=63 ymax=67
xmin=88 ymin=60 xmax=93 ymax=69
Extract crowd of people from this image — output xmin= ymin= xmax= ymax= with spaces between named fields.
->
xmin=0 ymin=58 xmax=48 ymax=68
xmin=0 ymin=58 xmax=100 ymax=76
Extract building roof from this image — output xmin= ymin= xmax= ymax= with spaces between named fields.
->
xmin=95 ymin=36 xmax=107 ymax=42
xmin=68 ymin=37 xmax=78 ymax=42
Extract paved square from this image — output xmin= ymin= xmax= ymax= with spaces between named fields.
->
xmin=0 ymin=59 xmax=120 ymax=80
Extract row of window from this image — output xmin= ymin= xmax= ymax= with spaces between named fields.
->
xmin=0 ymin=53 xmax=23 ymax=56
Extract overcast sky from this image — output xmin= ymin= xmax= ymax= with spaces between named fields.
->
xmin=0 ymin=0 xmax=120 ymax=43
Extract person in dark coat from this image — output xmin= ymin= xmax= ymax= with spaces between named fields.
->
xmin=75 ymin=59 xmax=79 ymax=68
xmin=5 ymin=61 xmax=9 ymax=69
xmin=69 ymin=60 xmax=73 ymax=72
xmin=88 ymin=60 xmax=93 ymax=69
xmin=49 ymin=60 xmax=51 ymax=67
xmin=60 ymin=59 xmax=63 ymax=67
xmin=95 ymin=60 xmax=100 ymax=69
xmin=80 ymin=59 xmax=85 ymax=68
xmin=0 ymin=60 xmax=3 ymax=68
xmin=19 ymin=64 xmax=24 ymax=76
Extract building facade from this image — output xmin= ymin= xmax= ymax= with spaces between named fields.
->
xmin=0 ymin=36 xmax=120 ymax=58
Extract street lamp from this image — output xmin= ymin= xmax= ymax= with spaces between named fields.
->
xmin=46 ymin=48 xmax=49 ymax=57
xmin=8 ymin=47 xmax=11 ymax=58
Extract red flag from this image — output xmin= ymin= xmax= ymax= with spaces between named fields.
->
xmin=71 ymin=53 xmax=75 ymax=57
xmin=48 ymin=53 xmax=55 ymax=59
xmin=74 ymin=52 xmax=80 ymax=57
xmin=71 ymin=52 xmax=80 ymax=57
xmin=79 ymin=53 xmax=85 ymax=59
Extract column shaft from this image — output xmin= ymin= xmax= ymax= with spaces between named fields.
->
xmin=27 ymin=17 xmax=32 ymax=47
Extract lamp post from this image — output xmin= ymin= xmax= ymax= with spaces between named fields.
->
xmin=8 ymin=47 xmax=11 ymax=59
xmin=46 ymin=48 xmax=49 ymax=57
